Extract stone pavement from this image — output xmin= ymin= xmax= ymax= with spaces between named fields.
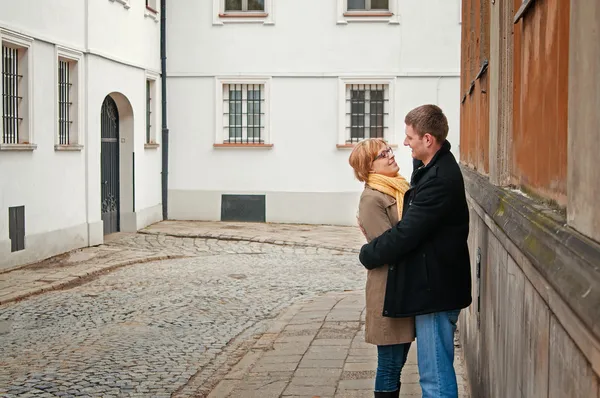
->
xmin=0 ymin=221 xmax=470 ymax=397
xmin=0 ymin=221 xmax=362 ymax=305
xmin=140 ymin=220 xmax=365 ymax=253
xmin=206 ymin=290 xmax=470 ymax=398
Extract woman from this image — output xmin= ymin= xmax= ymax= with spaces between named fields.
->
xmin=348 ymin=138 xmax=415 ymax=398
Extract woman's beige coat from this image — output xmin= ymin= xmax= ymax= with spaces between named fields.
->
xmin=358 ymin=186 xmax=415 ymax=345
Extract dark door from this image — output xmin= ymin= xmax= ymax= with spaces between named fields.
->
xmin=101 ymin=96 xmax=120 ymax=234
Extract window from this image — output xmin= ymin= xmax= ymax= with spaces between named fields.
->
xmin=1 ymin=30 xmax=34 ymax=150
xmin=224 ymin=84 xmax=264 ymax=143
xmin=2 ymin=45 xmax=20 ymax=145
xmin=214 ymin=0 xmax=274 ymax=25
xmin=58 ymin=60 xmax=73 ymax=145
xmin=109 ymin=0 xmax=130 ymax=9
xmin=145 ymin=72 xmax=159 ymax=148
xmin=215 ymin=77 xmax=272 ymax=147
xmin=347 ymin=84 xmax=388 ymax=143
xmin=145 ymin=0 xmax=159 ymax=21
xmin=348 ymin=0 xmax=389 ymax=11
xmin=146 ymin=0 xmax=158 ymax=11
xmin=146 ymin=80 xmax=152 ymax=143
xmin=225 ymin=0 xmax=264 ymax=12
xmin=337 ymin=0 xmax=399 ymax=24
xmin=338 ymin=78 xmax=395 ymax=147
xmin=55 ymin=47 xmax=83 ymax=150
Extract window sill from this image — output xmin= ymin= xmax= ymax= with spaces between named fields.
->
xmin=338 ymin=11 xmax=399 ymax=24
xmin=219 ymin=12 xmax=268 ymax=18
xmin=109 ymin=0 xmax=130 ymax=10
xmin=215 ymin=12 xmax=273 ymax=25
xmin=55 ymin=144 xmax=83 ymax=152
xmin=145 ymin=7 xmax=160 ymax=22
xmin=145 ymin=142 xmax=160 ymax=149
xmin=214 ymin=143 xmax=273 ymax=149
xmin=343 ymin=12 xmax=393 ymax=17
xmin=0 ymin=143 xmax=38 ymax=151
xmin=337 ymin=143 xmax=398 ymax=149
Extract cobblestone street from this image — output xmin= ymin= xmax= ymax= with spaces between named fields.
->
xmin=0 ymin=222 xmax=469 ymax=397
xmin=0 ymin=224 xmax=367 ymax=397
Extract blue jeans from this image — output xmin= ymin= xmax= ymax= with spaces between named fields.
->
xmin=374 ymin=342 xmax=412 ymax=392
xmin=416 ymin=309 xmax=461 ymax=398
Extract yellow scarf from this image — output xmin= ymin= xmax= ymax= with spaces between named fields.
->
xmin=366 ymin=173 xmax=411 ymax=219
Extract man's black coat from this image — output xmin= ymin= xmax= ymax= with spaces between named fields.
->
xmin=359 ymin=140 xmax=472 ymax=317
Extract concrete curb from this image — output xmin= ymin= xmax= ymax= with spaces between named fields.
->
xmin=0 ymin=254 xmax=187 ymax=306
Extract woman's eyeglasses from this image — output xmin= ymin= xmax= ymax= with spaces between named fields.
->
xmin=374 ymin=147 xmax=393 ymax=161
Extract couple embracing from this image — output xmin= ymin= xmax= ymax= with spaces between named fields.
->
xmin=348 ymin=104 xmax=472 ymax=398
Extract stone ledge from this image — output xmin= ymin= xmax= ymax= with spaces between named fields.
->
xmin=461 ymin=166 xmax=600 ymax=343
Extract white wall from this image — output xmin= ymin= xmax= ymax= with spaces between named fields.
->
xmin=167 ymin=0 xmax=461 ymax=224
xmin=0 ymin=0 xmax=162 ymax=268
xmin=167 ymin=0 xmax=461 ymax=75
xmin=0 ymin=0 xmax=86 ymax=49
xmin=88 ymin=0 xmax=161 ymax=72
xmin=169 ymin=76 xmax=459 ymax=194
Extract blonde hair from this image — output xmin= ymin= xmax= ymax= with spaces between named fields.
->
xmin=348 ymin=138 xmax=388 ymax=182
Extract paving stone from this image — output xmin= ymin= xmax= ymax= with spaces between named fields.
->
xmin=283 ymin=384 xmax=336 ymax=397
xmin=297 ymin=359 xmax=345 ymax=369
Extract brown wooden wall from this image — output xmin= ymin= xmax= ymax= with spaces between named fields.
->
xmin=460 ymin=0 xmax=490 ymax=174
xmin=512 ymin=0 xmax=570 ymax=206
xmin=460 ymin=0 xmax=570 ymax=206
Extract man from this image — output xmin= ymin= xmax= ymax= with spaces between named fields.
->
xmin=359 ymin=104 xmax=472 ymax=398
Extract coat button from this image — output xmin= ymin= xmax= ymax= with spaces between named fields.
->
xmin=390 ymin=266 xmax=395 ymax=270
xmin=384 ymin=310 xmax=388 ymax=315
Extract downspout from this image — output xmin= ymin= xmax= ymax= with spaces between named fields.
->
xmin=160 ymin=0 xmax=169 ymax=220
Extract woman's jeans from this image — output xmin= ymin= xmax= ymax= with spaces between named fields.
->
xmin=375 ymin=342 xmax=412 ymax=392
xmin=416 ymin=309 xmax=461 ymax=398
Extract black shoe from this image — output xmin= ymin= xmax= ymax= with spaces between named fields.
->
xmin=374 ymin=390 xmax=399 ymax=398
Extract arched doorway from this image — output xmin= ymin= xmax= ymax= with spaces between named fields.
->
xmin=101 ymin=96 xmax=120 ymax=234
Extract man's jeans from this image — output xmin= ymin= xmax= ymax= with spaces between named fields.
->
xmin=374 ymin=342 xmax=412 ymax=392
xmin=416 ymin=309 xmax=461 ymax=398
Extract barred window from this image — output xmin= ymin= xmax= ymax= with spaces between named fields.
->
xmin=225 ymin=0 xmax=265 ymax=12
xmin=346 ymin=84 xmax=388 ymax=143
xmin=223 ymin=84 xmax=265 ymax=144
xmin=146 ymin=80 xmax=152 ymax=143
xmin=58 ymin=59 xmax=73 ymax=145
xmin=2 ymin=45 xmax=21 ymax=144
xmin=347 ymin=0 xmax=389 ymax=11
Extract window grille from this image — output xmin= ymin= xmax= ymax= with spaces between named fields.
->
xmin=2 ymin=45 xmax=21 ymax=144
xmin=347 ymin=0 xmax=389 ymax=11
xmin=146 ymin=80 xmax=152 ymax=143
xmin=58 ymin=59 xmax=73 ymax=145
xmin=223 ymin=84 xmax=265 ymax=144
xmin=225 ymin=0 xmax=265 ymax=12
xmin=347 ymin=84 xmax=388 ymax=143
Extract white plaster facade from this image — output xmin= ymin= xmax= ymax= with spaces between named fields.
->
xmin=1 ymin=0 xmax=462 ymax=269
xmin=0 ymin=0 xmax=162 ymax=270
xmin=167 ymin=0 xmax=462 ymax=226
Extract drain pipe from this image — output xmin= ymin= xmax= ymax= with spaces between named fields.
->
xmin=160 ymin=0 xmax=169 ymax=220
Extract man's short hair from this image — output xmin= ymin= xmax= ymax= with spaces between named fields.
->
xmin=404 ymin=104 xmax=449 ymax=142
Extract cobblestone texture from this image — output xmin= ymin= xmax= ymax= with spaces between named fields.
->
xmin=0 ymin=239 xmax=366 ymax=397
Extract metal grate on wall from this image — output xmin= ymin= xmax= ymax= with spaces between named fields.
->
xmin=223 ymin=84 xmax=265 ymax=144
xmin=146 ymin=80 xmax=152 ymax=143
xmin=346 ymin=84 xmax=388 ymax=143
xmin=58 ymin=59 xmax=73 ymax=145
xmin=2 ymin=45 xmax=21 ymax=144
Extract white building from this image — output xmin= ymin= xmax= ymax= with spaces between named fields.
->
xmin=0 ymin=0 xmax=163 ymax=270
xmin=167 ymin=0 xmax=462 ymax=226
xmin=1 ymin=0 xmax=461 ymax=269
